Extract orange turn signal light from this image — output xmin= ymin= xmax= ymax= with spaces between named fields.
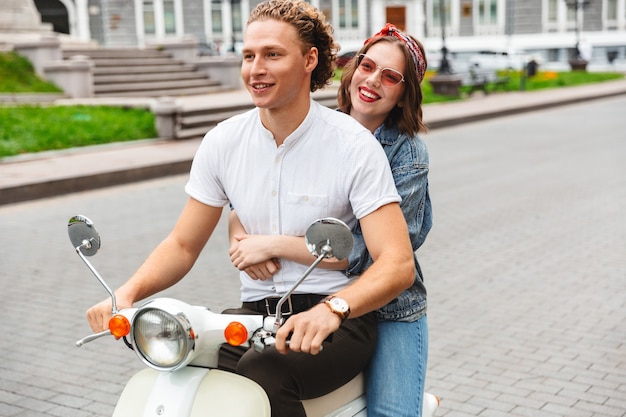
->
xmin=109 ymin=314 xmax=131 ymax=338
xmin=224 ymin=322 xmax=248 ymax=346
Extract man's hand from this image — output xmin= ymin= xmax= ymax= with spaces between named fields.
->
xmin=274 ymin=303 xmax=342 ymax=355
xmin=86 ymin=292 xmax=133 ymax=334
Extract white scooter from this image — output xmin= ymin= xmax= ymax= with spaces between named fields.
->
xmin=69 ymin=215 xmax=439 ymax=417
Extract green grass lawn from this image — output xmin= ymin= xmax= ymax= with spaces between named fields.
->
xmin=0 ymin=51 xmax=62 ymax=93
xmin=0 ymin=105 xmax=156 ymax=158
xmin=0 ymin=51 xmax=157 ymax=158
xmin=1 ymin=51 xmax=623 ymax=158
xmin=488 ymin=69 xmax=623 ymax=92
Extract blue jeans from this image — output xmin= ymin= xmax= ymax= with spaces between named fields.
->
xmin=366 ymin=315 xmax=429 ymax=417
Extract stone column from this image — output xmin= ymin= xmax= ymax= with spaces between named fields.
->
xmin=0 ymin=0 xmax=53 ymax=33
xmin=151 ymin=97 xmax=181 ymax=139
xmin=44 ymin=55 xmax=94 ymax=98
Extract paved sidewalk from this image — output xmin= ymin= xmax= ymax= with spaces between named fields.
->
xmin=1 ymin=78 xmax=626 ymax=205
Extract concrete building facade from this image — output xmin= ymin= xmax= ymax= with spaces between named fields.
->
xmin=30 ymin=0 xmax=626 ymax=65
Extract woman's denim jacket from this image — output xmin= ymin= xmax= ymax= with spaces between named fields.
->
xmin=347 ymin=124 xmax=432 ymax=322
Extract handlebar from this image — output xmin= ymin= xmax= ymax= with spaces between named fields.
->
xmin=76 ymin=329 xmax=112 ymax=347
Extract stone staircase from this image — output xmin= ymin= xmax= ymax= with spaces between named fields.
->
xmin=61 ymin=47 xmax=224 ymax=97
xmin=174 ymin=91 xmax=339 ymax=140
xmin=60 ymin=47 xmax=339 ymax=140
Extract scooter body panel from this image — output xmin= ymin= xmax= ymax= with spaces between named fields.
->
xmin=303 ymin=373 xmax=365 ymax=417
xmin=113 ymin=368 xmax=271 ymax=417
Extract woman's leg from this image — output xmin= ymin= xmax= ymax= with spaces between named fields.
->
xmin=366 ymin=315 xmax=428 ymax=417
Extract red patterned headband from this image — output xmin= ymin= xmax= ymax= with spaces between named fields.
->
xmin=364 ymin=23 xmax=426 ymax=84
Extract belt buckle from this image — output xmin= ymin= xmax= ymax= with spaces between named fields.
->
xmin=265 ymin=296 xmax=293 ymax=316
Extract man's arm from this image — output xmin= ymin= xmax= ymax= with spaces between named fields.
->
xmin=275 ymin=202 xmax=414 ymax=354
xmin=86 ymin=198 xmax=223 ymax=332
xmin=333 ymin=202 xmax=414 ymax=315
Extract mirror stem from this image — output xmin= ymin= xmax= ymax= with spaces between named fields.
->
xmin=273 ymin=243 xmax=332 ymax=329
xmin=75 ymin=239 xmax=118 ymax=314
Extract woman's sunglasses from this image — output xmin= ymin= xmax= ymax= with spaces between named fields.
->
xmin=356 ymin=54 xmax=405 ymax=87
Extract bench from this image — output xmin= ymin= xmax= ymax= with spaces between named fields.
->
xmin=491 ymin=70 xmax=511 ymax=91
xmin=455 ymin=66 xmax=510 ymax=95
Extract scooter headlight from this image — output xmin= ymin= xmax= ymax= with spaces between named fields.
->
xmin=132 ymin=306 xmax=195 ymax=371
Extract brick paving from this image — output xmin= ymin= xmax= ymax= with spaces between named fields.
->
xmin=420 ymin=97 xmax=626 ymax=417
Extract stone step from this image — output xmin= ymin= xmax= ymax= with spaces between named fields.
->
xmin=94 ymin=85 xmax=227 ymax=98
xmin=176 ymin=106 xmax=253 ymax=139
xmin=63 ymin=48 xmax=167 ymax=59
xmin=94 ymin=72 xmax=209 ymax=84
xmin=88 ymin=57 xmax=181 ymax=66
xmin=94 ymin=78 xmax=221 ymax=94
xmin=93 ymin=64 xmax=197 ymax=75
xmin=62 ymin=46 xmax=227 ymax=98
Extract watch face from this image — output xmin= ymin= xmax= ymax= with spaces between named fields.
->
xmin=329 ymin=297 xmax=349 ymax=313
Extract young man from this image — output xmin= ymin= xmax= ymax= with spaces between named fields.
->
xmin=86 ymin=1 xmax=414 ymax=415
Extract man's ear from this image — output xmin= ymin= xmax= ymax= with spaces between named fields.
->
xmin=305 ymin=47 xmax=319 ymax=72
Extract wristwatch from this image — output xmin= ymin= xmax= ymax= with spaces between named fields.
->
xmin=321 ymin=296 xmax=350 ymax=321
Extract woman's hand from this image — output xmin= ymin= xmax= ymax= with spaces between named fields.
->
xmin=229 ymin=234 xmax=281 ymax=279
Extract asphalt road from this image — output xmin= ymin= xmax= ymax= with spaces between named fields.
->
xmin=1 ymin=96 xmax=624 ymax=417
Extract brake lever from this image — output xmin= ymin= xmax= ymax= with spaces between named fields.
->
xmin=75 ymin=329 xmax=112 ymax=347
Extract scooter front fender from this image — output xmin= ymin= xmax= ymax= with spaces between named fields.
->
xmin=112 ymin=367 xmax=271 ymax=417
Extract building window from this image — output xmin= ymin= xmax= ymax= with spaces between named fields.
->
xmin=319 ymin=0 xmax=333 ymax=23
xmin=232 ymin=0 xmax=243 ymax=32
xmin=478 ymin=0 xmax=497 ymax=25
xmin=547 ymin=48 xmax=560 ymax=61
xmin=143 ymin=1 xmax=156 ymax=34
xmin=433 ymin=0 xmax=451 ymax=27
xmin=566 ymin=3 xmax=577 ymax=27
xmin=336 ymin=0 xmax=359 ymax=30
xmin=350 ymin=0 xmax=359 ymax=28
xmin=606 ymin=0 xmax=618 ymax=19
xmin=211 ymin=0 xmax=222 ymax=33
xmin=547 ymin=0 xmax=558 ymax=22
xmin=473 ymin=0 xmax=500 ymax=35
xmin=140 ymin=0 xmax=180 ymax=37
xmin=164 ymin=0 xmax=176 ymax=34
xmin=339 ymin=0 xmax=346 ymax=28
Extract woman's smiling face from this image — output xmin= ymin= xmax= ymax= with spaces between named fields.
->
xmin=349 ymin=42 xmax=406 ymax=132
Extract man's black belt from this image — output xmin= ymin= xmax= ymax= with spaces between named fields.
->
xmin=243 ymin=294 xmax=327 ymax=316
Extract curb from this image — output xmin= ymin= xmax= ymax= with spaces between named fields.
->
xmin=0 ymin=160 xmax=192 ymax=205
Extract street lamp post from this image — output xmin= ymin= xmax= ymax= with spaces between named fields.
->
xmin=429 ymin=0 xmax=461 ymax=96
xmin=437 ymin=0 xmax=451 ymax=74
xmin=563 ymin=0 xmax=591 ymax=70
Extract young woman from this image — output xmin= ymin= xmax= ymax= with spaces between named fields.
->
xmin=337 ymin=24 xmax=432 ymax=417
xmin=229 ymin=23 xmax=432 ymax=417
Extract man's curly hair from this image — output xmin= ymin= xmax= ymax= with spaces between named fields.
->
xmin=248 ymin=0 xmax=338 ymax=92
